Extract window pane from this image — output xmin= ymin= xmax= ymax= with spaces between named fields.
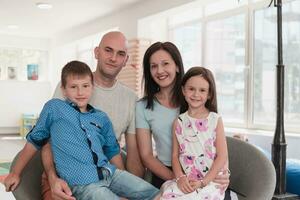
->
xmin=283 ymin=1 xmax=300 ymax=129
xmin=168 ymin=6 xmax=202 ymax=27
xmin=253 ymin=0 xmax=300 ymax=130
xmin=169 ymin=23 xmax=202 ymax=71
xmin=205 ymin=0 xmax=247 ymax=16
xmin=205 ymin=14 xmax=246 ymax=124
xmin=253 ymin=7 xmax=277 ymax=126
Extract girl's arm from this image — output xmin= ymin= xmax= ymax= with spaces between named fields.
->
xmin=191 ymin=117 xmax=228 ymax=188
xmin=136 ymin=128 xmax=174 ymax=181
xmin=172 ymin=120 xmax=194 ymax=193
xmin=4 ymin=142 xmax=37 ymax=191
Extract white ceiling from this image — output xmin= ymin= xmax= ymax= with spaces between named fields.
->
xmin=0 ymin=0 xmax=144 ymax=38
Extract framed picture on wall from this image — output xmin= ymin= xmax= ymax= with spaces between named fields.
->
xmin=0 ymin=66 xmax=2 ymax=80
xmin=7 ymin=66 xmax=17 ymax=80
xmin=27 ymin=64 xmax=39 ymax=80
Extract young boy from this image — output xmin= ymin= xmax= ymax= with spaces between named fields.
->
xmin=4 ymin=60 xmax=159 ymax=200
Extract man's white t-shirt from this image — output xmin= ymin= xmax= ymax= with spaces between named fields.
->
xmin=53 ymin=81 xmax=137 ymax=139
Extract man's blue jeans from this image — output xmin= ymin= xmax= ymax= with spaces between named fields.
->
xmin=71 ymin=169 xmax=159 ymax=200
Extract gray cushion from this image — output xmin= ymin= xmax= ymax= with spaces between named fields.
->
xmin=227 ymin=136 xmax=276 ymax=200
xmin=10 ymin=151 xmax=43 ymax=200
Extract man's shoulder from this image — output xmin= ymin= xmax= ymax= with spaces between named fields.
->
xmin=116 ymin=81 xmax=137 ymax=97
xmin=111 ymin=81 xmax=137 ymax=103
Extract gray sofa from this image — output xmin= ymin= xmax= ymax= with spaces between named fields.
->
xmin=10 ymin=137 xmax=276 ymax=200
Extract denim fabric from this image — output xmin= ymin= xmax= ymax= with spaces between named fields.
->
xmin=71 ymin=169 xmax=159 ymax=200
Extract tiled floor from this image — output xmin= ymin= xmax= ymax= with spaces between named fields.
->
xmin=0 ymin=135 xmax=26 ymax=200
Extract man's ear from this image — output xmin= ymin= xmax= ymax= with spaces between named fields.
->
xmin=123 ymin=55 xmax=129 ymax=67
xmin=94 ymin=47 xmax=99 ymax=59
xmin=122 ymin=54 xmax=129 ymax=67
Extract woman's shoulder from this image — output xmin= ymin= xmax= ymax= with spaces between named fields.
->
xmin=136 ymin=98 xmax=148 ymax=113
xmin=136 ymin=98 xmax=147 ymax=106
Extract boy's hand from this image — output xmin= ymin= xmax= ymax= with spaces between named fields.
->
xmin=4 ymin=173 xmax=20 ymax=192
xmin=51 ymin=177 xmax=76 ymax=200
xmin=176 ymin=176 xmax=194 ymax=194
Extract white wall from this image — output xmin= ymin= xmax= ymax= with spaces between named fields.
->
xmin=0 ymin=34 xmax=52 ymax=134
xmin=0 ymin=80 xmax=51 ymax=134
xmin=52 ymin=0 xmax=196 ymax=46
xmin=0 ymin=34 xmax=50 ymax=50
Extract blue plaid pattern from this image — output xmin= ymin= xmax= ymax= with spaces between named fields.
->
xmin=27 ymin=98 xmax=120 ymax=186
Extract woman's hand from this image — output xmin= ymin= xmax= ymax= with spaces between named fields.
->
xmin=213 ymin=168 xmax=230 ymax=191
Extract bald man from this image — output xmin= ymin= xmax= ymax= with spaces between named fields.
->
xmin=42 ymin=31 xmax=145 ymax=200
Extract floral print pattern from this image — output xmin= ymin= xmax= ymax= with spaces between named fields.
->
xmin=160 ymin=112 xmax=224 ymax=200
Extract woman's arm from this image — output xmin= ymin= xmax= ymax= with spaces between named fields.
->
xmin=125 ymin=133 xmax=145 ymax=177
xmin=136 ymin=128 xmax=174 ymax=181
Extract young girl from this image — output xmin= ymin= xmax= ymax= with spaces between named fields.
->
xmin=160 ymin=66 xmax=228 ymax=200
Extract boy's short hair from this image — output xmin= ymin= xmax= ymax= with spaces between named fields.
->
xmin=61 ymin=60 xmax=94 ymax=88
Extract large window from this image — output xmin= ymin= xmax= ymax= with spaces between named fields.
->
xmin=169 ymin=23 xmax=202 ymax=71
xmin=205 ymin=14 xmax=246 ymax=125
xmin=157 ymin=0 xmax=300 ymax=133
xmin=253 ymin=0 xmax=300 ymax=131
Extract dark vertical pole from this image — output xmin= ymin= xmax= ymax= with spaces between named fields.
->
xmin=272 ymin=0 xmax=286 ymax=195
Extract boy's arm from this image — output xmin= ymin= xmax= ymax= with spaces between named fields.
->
xmin=4 ymin=142 xmax=37 ymax=191
xmin=42 ymin=143 xmax=75 ymax=200
xmin=5 ymin=101 xmax=54 ymax=192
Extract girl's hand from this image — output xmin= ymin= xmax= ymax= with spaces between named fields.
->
xmin=189 ymin=179 xmax=206 ymax=190
xmin=176 ymin=175 xmax=194 ymax=194
xmin=4 ymin=173 xmax=20 ymax=192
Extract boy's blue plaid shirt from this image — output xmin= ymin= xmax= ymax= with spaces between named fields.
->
xmin=27 ymin=98 xmax=120 ymax=186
